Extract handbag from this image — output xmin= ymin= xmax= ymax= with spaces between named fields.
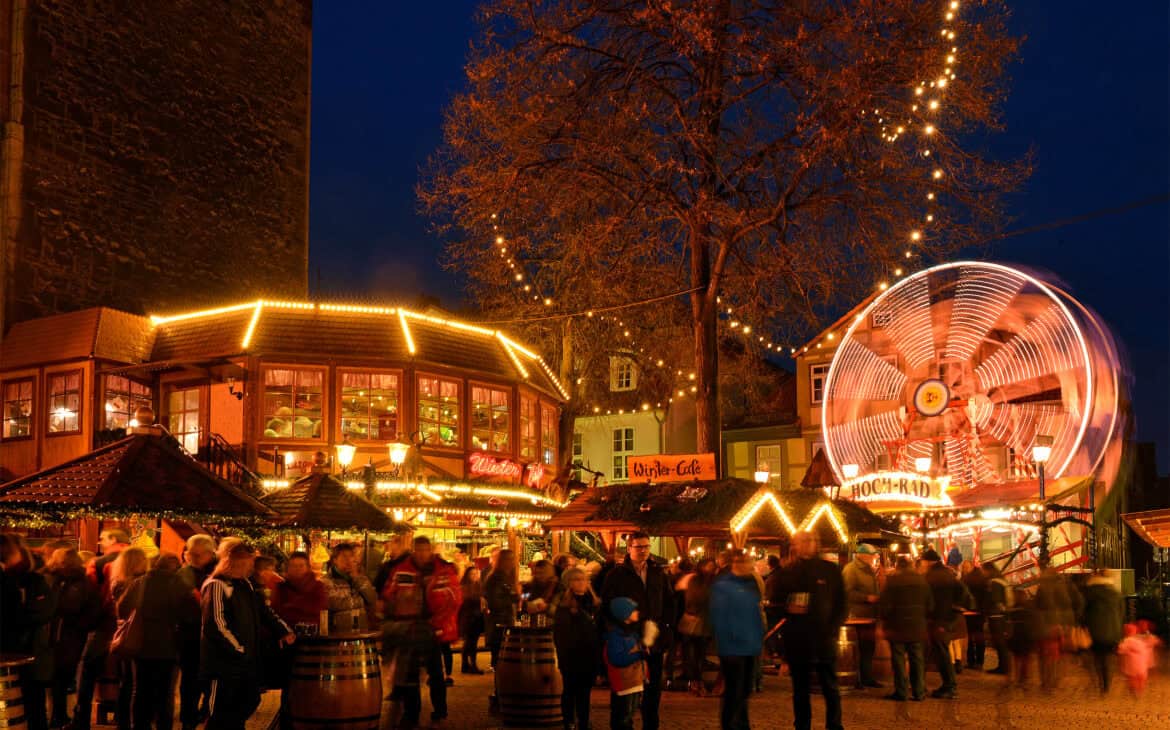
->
xmin=1063 ymin=625 xmax=1092 ymax=652
xmin=110 ymin=609 xmax=145 ymax=658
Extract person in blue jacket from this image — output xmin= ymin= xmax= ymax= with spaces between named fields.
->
xmin=604 ymin=597 xmax=646 ymax=730
xmin=709 ymin=549 xmax=764 ymax=730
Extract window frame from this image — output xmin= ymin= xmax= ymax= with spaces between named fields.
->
xmin=539 ymin=401 xmax=559 ymax=465
xmin=415 ymin=373 xmax=463 ymax=450
xmin=810 ymin=363 xmax=831 ymax=405
xmin=165 ymin=385 xmax=203 ymax=453
xmin=101 ymin=375 xmax=153 ymax=432
xmin=336 ymin=368 xmax=402 ymax=443
xmin=610 ymin=357 xmax=636 ymax=392
xmin=1 ymin=377 xmax=36 ymax=441
xmin=469 ymin=382 xmax=512 ymax=455
xmin=45 ymin=369 xmax=84 ymax=436
xmin=518 ymin=392 xmax=538 ymax=461
xmin=611 ymin=426 xmax=635 ymax=481
xmin=259 ymin=365 xmax=328 ymax=442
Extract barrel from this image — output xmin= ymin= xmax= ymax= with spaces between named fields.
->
xmin=0 ymin=655 xmax=33 ymax=730
xmin=811 ymin=625 xmax=858 ymax=694
xmin=496 ymin=626 xmax=563 ymax=728
xmin=287 ymin=631 xmax=382 ymax=730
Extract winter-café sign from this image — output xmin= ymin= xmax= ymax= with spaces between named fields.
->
xmin=628 ymin=453 xmax=717 ymax=483
xmin=826 ymin=471 xmax=953 ymax=511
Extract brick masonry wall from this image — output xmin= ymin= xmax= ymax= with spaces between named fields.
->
xmin=6 ymin=0 xmax=311 ymax=324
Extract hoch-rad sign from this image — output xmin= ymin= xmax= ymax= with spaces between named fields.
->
xmin=825 ymin=471 xmax=953 ymax=511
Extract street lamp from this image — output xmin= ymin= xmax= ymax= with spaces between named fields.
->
xmin=335 ymin=436 xmax=357 ymax=475
xmin=1034 ymin=434 xmax=1053 ymax=566
xmin=914 ymin=457 xmax=932 ymax=474
xmin=842 ymin=463 xmax=860 ymax=480
xmin=388 ymin=439 xmax=410 ymax=467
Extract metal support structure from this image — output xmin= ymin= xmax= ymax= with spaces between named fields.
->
xmin=1038 ymin=462 xmax=1049 ymax=567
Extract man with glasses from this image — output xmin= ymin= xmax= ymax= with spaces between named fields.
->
xmin=601 ymin=531 xmax=674 ymax=730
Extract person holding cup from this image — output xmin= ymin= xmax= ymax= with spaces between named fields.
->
xmin=773 ymin=531 xmax=847 ymax=730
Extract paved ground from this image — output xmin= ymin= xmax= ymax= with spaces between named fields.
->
xmin=103 ymin=649 xmax=1167 ymax=729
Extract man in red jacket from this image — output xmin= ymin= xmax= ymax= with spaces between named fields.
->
xmin=380 ymin=536 xmax=460 ymax=729
xmin=271 ymin=552 xmax=327 ymax=627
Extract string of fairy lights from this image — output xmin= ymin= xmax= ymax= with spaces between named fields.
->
xmin=484 ymin=0 xmax=967 ymax=409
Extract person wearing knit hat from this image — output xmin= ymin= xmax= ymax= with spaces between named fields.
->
xmin=604 ymin=596 xmax=644 ymax=730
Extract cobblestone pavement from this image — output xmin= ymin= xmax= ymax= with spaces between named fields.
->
xmin=275 ymin=652 xmax=1165 ymax=730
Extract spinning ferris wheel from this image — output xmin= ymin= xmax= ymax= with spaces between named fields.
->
xmin=821 ymin=261 xmax=1121 ymax=494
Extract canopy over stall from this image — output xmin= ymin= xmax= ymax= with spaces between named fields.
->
xmin=262 ymin=471 xmax=403 ymax=533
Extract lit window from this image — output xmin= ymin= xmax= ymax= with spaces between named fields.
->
xmin=471 ymin=385 xmax=510 ymax=453
xmin=810 ymin=364 xmax=830 ymax=405
xmin=167 ymin=388 xmax=201 ymax=453
xmin=2 ymin=379 xmax=34 ymax=439
xmin=612 ymin=427 xmax=634 ymax=481
xmin=340 ymin=371 xmax=399 ymax=441
xmin=262 ymin=368 xmax=324 ymax=440
xmin=610 ymin=357 xmax=636 ymax=392
xmin=417 ymin=376 xmax=461 ymax=447
xmin=103 ymin=376 xmax=152 ymax=431
xmin=519 ymin=394 xmax=537 ymax=460
xmin=541 ymin=404 xmax=559 ymax=465
xmin=47 ymin=371 xmax=82 ymax=434
xmin=572 ymin=433 xmax=582 ymax=459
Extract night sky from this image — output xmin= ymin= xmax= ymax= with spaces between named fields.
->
xmin=308 ymin=2 xmax=1170 ymax=466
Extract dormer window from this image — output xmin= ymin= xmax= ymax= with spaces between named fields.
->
xmin=610 ymin=357 xmax=636 ymax=392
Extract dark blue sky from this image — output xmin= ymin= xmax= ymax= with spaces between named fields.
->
xmin=309 ymin=2 xmax=1169 ymax=466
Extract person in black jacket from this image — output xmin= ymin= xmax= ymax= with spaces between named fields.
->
xmin=552 ymin=567 xmax=600 ymax=730
xmin=879 ymin=556 xmax=933 ymax=701
xmin=117 ymin=553 xmax=200 ymax=730
xmin=921 ymin=548 xmax=969 ymax=699
xmin=600 ymin=532 xmax=674 ymax=730
xmin=772 ymin=531 xmax=847 ymax=730
xmin=200 ymin=539 xmax=294 ymax=730
xmin=176 ymin=534 xmax=216 ymax=730
xmin=44 ymin=548 xmax=101 ymax=729
xmin=2 ymin=536 xmax=54 ymax=730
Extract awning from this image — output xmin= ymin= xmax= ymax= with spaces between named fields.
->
xmin=262 ymin=472 xmax=405 ymax=532
xmin=1123 ymin=508 xmax=1170 ymax=548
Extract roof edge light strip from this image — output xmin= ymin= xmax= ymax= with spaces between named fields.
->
xmin=400 ymin=309 xmax=496 ymax=337
xmin=149 ymin=301 xmax=258 ymax=325
xmin=398 ymin=309 xmax=417 ymax=355
xmin=496 ymin=332 xmax=530 ymax=378
xmin=241 ymin=301 xmax=264 ymax=350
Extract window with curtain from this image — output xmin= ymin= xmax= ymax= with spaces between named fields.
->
xmin=47 ymin=371 xmax=82 ymax=434
xmin=471 ymin=385 xmax=510 ymax=453
xmin=417 ymin=376 xmax=461 ymax=447
xmin=339 ymin=371 xmax=399 ymax=441
xmin=262 ymin=368 xmax=324 ymax=439
xmin=540 ymin=404 xmax=558 ymax=465
xmin=2 ymin=380 xmax=34 ymax=439
xmin=519 ymin=394 xmax=537 ymax=460
xmin=103 ymin=376 xmax=152 ymax=430
xmin=167 ymin=388 xmax=201 ymax=453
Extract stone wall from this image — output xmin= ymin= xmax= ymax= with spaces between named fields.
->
xmin=2 ymin=0 xmax=311 ymax=327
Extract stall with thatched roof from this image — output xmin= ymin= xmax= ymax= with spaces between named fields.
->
xmin=546 ymin=478 xmax=900 ymax=554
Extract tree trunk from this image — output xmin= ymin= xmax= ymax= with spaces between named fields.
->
xmin=556 ymin=318 xmax=575 ymax=471
xmin=691 ymin=235 xmax=720 ymax=463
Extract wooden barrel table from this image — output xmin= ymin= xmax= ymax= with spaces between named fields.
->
xmin=0 ymin=655 xmax=33 ymax=730
xmin=496 ymin=626 xmax=563 ymax=728
xmin=811 ymin=625 xmax=858 ymax=695
xmin=287 ymin=631 xmax=382 ymax=730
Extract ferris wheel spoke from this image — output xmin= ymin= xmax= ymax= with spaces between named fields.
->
xmin=828 ymin=339 xmax=907 ymax=401
xmin=974 ymin=302 xmax=1085 ymax=392
xmin=868 ymin=272 xmax=936 ymax=370
xmin=945 ymin=266 xmax=1024 ymax=363
xmin=825 ymin=410 xmax=904 ymax=475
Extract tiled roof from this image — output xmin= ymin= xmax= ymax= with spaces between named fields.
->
xmin=263 ymin=472 xmax=402 ymax=531
xmin=0 ymin=433 xmax=273 ymax=518
xmin=150 ymin=307 xmax=256 ymax=361
xmin=1 ymin=308 xmax=154 ymax=369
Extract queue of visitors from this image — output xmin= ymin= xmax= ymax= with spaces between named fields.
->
xmin=0 ymin=528 xmax=1158 ymax=730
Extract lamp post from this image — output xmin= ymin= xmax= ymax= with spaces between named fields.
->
xmin=1034 ymin=435 xmax=1053 ymax=566
xmin=335 ymin=436 xmax=357 ymax=475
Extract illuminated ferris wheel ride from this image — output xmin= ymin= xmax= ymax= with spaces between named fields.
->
xmin=821 ymin=261 xmax=1121 ymax=495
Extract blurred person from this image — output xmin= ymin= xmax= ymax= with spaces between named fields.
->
xmin=200 ymin=539 xmax=294 ymax=730
xmin=600 ymin=532 xmax=674 ymax=730
xmin=1082 ymin=569 xmax=1123 ymax=693
xmin=678 ymin=558 xmax=716 ymax=695
xmin=552 ymin=566 xmax=600 ymax=730
xmin=320 ymin=542 xmax=377 ymax=631
xmin=841 ymin=544 xmax=883 ymax=688
xmin=960 ymin=560 xmax=988 ymax=671
xmin=1117 ymin=622 xmax=1160 ymax=696
xmin=1007 ymin=588 xmax=1043 ymax=688
xmin=604 ymin=597 xmax=645 ymax=730
xmin=879 ymin=556 xmax=933 ymax=701
xmin=1034 ymin=565 xmax=1082 ymax=690
xmin=983 ymin=563 xmax=1013 ymax=675
xmin=709 ymin=550 xmax=764 ymax=730
xmin=483 ymin=549 xmax=520 ymax=710
xmin=270 ymin=551 xmax=327 ymax=627
xmin=110 ymin=547 xmax=150 ymax=730
xmin=116 ymin=553 xmax=197 ymax=730
xmin=379 ymin=535 xmax=460 ymax=729
xmin=524 ymin=559 xmax=559 ymax=617
xmin=2 ymin=536 xmax=53 ymax=730
xmin=772 ymin=531 xmax=847 ymax=730
xmin=176 ymin=534 xmax=216 ymax=730
xmin=44 ymin=548 xmax=101 ymax=729
xmin=252 ymin=555 xmax=282 ymax=601
xmin=920 ymin=548 xmax=969 ymax=699
xmin=552 ymin=552 xmax=576 ymax=578
xmin=457 ymin=566 xmax=485 ymax=674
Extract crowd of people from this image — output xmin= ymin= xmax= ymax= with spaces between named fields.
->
xmin=1 ymin=528 xmax=1163 ymax=730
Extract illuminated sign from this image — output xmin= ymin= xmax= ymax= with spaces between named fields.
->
xmin=468 ymin=453 xmax=523 ymax=480
xmin=628 ymin=453 xmax=717 ymax=483
xmin=826 ymin=471 xmax=953 ymax=510
xmin=525 ymin=462 xmax=545 ymax=489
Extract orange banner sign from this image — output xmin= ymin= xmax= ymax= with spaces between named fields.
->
xmin=628 ymin=453 xmax=717 ymax=483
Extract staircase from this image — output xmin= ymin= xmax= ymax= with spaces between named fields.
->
xmin=197 ymin=433 xmax=264 ymax=496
